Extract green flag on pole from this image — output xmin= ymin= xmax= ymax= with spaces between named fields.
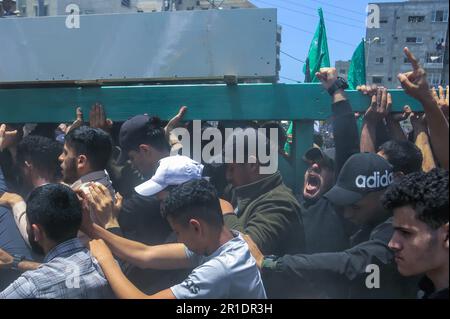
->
xmin=284 ymin=122 xmax=293 ymax=156
xmin=348 ymin=39 xmax=366 ymax=89
xmin=303 ymin=8 xmax=330 ymax=83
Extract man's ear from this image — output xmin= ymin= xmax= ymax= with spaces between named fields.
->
xmin=139 ymin=144 xmax=152 ymax=155
xmin=77 ymin=154 xmax=88 ymax=170
xmin=31 ymin=224 xmax=44 ymax=243
xmin=189 ymin=219 xmax=202 ymax=235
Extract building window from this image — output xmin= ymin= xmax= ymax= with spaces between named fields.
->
xmin=408 ymin=16 xmax=425 ymax=23
xmin=122 ymin=0 xmax=131 ymax=7
xmin=375 ymin=57 xmax=384 ymax=64
xmin=432 ymin=10 xmax=449 ymax=22
xmin=426 ymin=52 xmax=444 ymax=63
xmin=21 ymin=6 xmax=27 ymax=16
xmin=380 ymin=18 xmax=388 ymax=24
xmin=428 ymin=73 xmax=442 ymax=86
xmin=406 ymin=37 xmax=423 ymax=44
xmin=339 ymin=69 xmax=347 ymax=75
xmin=373 ymin=76 xmax=383 ymax=84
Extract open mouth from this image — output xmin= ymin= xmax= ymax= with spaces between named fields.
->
xmin=305 ymin=173 xmax=322 ymax=197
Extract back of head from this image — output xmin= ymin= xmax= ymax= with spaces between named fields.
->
xmin=65 ymin=126 xmax=113 ymax=171
xmin=26 ymin=184 xmax=82 ymax=243
xmin=161 ymin=179 xmax=223 ymax=229
xmin=382 ymin=169 xmax=449 ymax=229
xmin=17 ymin=135 xmax=63 ymax=180
xmin=379 ymin=140 xmax=423 ymax=175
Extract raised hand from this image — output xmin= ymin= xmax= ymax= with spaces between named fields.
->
xmin=164 ymin=106 xmax=188 ymax=137
xmin=363 ymin=88 xmax=392 ymax=124
xmin=431 ymin=85 xmax=449 ymax=120
xmin=0 ymin=124 xmax=18 ymax=151
xmin=89 ymin=103 xmax=113 ymax=133
xmin=66 ymin=107 xmax=84 ymax=134
xmin=398 ymin=47 xmax=432 ymax=103
xmin=315 ymin=67 xmax=338 ymax=90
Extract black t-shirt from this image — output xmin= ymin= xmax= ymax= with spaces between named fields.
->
xmin=299 ymin=195 xmax=351 ymax=254
xmin=419 ymin=276 xmax=449 ymax=299
xmin=117 ymin=192 xmax=190 ymax=294
xmin=118 ymin=192 xmax=171 ymax=245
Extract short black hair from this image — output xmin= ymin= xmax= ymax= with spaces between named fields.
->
xmin=26 ymin=184 xmax=82 ymax=242
xmin=65 ymin=126 xmax=113 ymax=171
xmin=161 ymin=179 xmax=223 ymax=228
xmin=379 ymin=140 xmax=423 ymax=174
xmin=17 ymin=135 xmax=63 ymax=180
xmin=382 ymin=169 xmax=449 ymax=229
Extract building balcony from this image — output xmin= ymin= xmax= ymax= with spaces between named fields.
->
xmin=424 ymin=62 xmax=444 ymax=69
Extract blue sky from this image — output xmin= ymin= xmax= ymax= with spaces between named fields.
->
xmin=250 ymin=0 xmax=402 ymax=83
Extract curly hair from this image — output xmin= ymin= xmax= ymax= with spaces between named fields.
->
xmin=382 ymin=169 xmax=449 ymax=229
xmin=161 ymin=179 xmax=223 ymax=228
xmin=17 ymin=135 xmax=63 ymax=180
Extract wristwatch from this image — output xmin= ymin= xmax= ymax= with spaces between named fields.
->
xmin=261 ymin=255 xmax=284 ymax=273
xmin=327 ymin=77 xmax=349 ymax=96
xmin=10 ymin=254 xmax=25 ymax=271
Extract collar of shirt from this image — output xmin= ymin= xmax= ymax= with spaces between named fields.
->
xmin=203 ymin=230 xmax=242 ymax=261
xmin=71 ymin=170 xmax=111 ymax=190
xmin=44 ymin=238 xmax=86 ymax=263
xmin=419 ymin=276 xmax=450 ymax=299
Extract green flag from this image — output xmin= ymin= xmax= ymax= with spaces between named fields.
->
xmin=348 ymin=39 xmax=366 ymax=89
xmin=303 ymin=8 xmax=330 ymax=83
xmin=284 ymin=122 xmax=293 ymax=156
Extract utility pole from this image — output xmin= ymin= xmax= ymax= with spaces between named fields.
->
xmin=442 ymin=23 xmax=449 ymax=86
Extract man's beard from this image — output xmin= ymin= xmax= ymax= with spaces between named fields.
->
xmin=63 ymin=157 xmax=79 ymax=185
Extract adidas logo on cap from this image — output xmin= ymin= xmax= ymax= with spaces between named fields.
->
xmin=355 ymin=170 xmax=394 ymax=189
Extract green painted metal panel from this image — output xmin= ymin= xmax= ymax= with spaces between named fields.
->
xmin=0 ymin=83 xmax=423 ymax=123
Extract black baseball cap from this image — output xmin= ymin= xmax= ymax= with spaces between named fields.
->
xmin=303 ymin=147 xmax=336 ymax=170
xmin=324 ymin=153 xmax=394 ymax=207
xmin=117 ymin=115 xmax=150 ymax=165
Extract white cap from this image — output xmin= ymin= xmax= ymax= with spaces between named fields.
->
xmin=135 ymin=155 xmax=204 ymax=197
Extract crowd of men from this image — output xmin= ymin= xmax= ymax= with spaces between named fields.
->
xmin=0 ymin=47 xmax=448 ymax=299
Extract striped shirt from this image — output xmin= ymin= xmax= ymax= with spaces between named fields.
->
xmin=0 ymin=238 xmax=113 ymax=299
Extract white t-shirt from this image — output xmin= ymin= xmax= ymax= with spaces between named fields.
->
xmin=171 ymin=231 xmax=267 ymax=299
